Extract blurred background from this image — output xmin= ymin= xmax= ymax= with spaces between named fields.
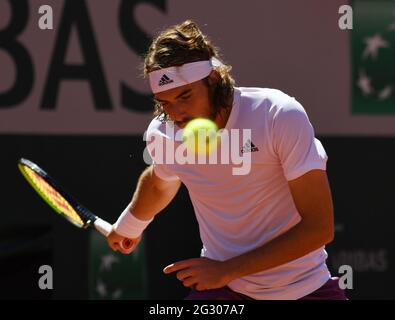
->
xmin=0 ymin=0 xmax=394 ymax=299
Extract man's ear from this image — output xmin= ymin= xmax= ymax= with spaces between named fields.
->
xmin=207 ymin=70 xmax=221 ymax=85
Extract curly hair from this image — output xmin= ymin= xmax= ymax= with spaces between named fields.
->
xmin=144 ymin=20 xmax=235 ymax=121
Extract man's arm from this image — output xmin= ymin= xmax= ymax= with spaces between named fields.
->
xmin=224 ymin=169 xmax=334 ymax=279
xmin=108 ymin=165 xmax=180 ymax=252
xmin=164 ymin=169 xmax=334 ymax=290
xmin=130 ymin=165 xmax=181 ymax=221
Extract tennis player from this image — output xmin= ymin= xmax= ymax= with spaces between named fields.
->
xmin=108 ymin=20 xmax=347 ymax=300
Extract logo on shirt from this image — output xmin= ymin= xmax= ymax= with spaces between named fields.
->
xmin=241 ymin=139 xmax=259 ymax=153
xmin=158 ymin=74 xmax=174 ymax=86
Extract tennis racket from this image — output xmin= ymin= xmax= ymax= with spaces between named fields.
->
xmin=18 ymin=158 xmax=133 ymax=250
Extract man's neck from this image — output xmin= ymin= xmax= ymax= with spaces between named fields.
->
xmin=215 ymin=95 xmax=234 ymax=130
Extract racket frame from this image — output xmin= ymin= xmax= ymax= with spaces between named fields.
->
xmin=18 ymin=158 xmax=133 ymax=249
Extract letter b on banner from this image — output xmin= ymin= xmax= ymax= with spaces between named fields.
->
xmin=0 ymin=0 xmax=34 ymax=108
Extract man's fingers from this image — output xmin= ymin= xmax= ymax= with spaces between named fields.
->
xmin=108 ymin=234 xmax=141 ymax=254
xmin=176 ymin=269 xmax=195 ymax=281
xmin=109 ymin=241 xmax=120 ymax=252
xmin=183 ymin=277 xmax=198 ymax=288
xmin=163 ymin=259 xmax=198 ymax=274
xmin=164 ymin=263 xmax=185 ymax=274
xmin=195 ymin=284 xmax=206 ymax=291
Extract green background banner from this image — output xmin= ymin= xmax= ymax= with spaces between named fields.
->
xmin=352 ymin=0 xmax=395 ymax=114
xmin=90 ymin=233 xmax=148 ymax=300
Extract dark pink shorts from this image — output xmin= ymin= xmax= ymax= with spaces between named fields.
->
xmin=185 ymin=277 xmax=348 ymax=300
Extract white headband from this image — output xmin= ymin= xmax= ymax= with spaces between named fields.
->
xmin=148 ymin=58 xmax=222 ymax=94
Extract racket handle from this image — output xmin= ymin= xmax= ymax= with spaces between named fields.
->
xmin=121 ymin=238 xmax=134 ymax=250
xmin=94 ymin=218 xmax=135 ymax=251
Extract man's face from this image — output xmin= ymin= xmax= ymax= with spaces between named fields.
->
xmin=154 ymin=79 xmax=214 ymax=129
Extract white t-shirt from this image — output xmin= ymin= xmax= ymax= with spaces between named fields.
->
xmin=146 ymin=87 xmax=331 ymax=300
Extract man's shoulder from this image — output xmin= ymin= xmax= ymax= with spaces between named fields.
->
xmin=147 ymin=116 xmax=163 ymax=130
xmin=146 ymin=116 xmax=168 ymax=136
xmin=146 ymin=117 xmax=182 ymax=142
xmin=239 ymin=87 xmax=292 ymax=99
xmin=238 ymin=86 xmax=302 ymax=115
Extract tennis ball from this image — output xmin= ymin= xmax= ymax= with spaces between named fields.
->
xmin=182 ymin=118 xmax=219 ymax=155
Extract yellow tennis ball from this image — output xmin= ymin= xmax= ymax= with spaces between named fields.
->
xmin=182 ymin=118 xmax=219 ymax=155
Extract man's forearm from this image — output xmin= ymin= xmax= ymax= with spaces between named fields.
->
xmin=224 ymin=170 xmax=335 ymax=282
xmin=127 ymin=166 xmax=181 ymax=220
xmin=224 ymin=220 xmax=333 ymax=282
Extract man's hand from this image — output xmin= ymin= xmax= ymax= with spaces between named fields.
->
xmin=107 ymin=229 xmax=141 ymax=254
xmin=163 ymin=257 xmax=232 ymax=291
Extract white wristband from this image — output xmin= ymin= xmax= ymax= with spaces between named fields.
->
xmin=113 ymin=206 xmax=153 ymax=238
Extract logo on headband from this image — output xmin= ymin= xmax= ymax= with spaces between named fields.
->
xmin=158 ymin=74 xmax=174 ymax=87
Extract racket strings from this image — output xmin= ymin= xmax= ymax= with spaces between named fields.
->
xmin=23 ymin=166 xmax=85 ymax=227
